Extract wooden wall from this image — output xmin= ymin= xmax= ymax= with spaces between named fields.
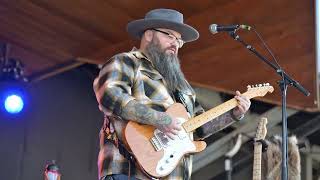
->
xmin=0 ymin=0 xmax=317 ymax=111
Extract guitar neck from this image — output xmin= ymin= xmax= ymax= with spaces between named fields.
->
xmin=182 ymin=89 xmax=256 ymax=132
xmin=183 ymin=98 xmax=237 ymax=132
xmin=252 ymin=142 xmax=263 ymax=180
xmin=182 ymin=85 xmax=273 ymax=133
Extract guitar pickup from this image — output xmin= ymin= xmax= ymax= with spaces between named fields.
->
xmin=150 ymin=136 xmax=162 ymax=151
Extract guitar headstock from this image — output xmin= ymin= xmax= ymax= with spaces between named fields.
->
xmin=255 ymin=117 xmax=268 ymax=141
xmin=245 ymin=83 xmax=274 ymax=99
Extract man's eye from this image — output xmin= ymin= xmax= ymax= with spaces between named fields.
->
xmin=168 ymin=35 xmax=175 ymax=39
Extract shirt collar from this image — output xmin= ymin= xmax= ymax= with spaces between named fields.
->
xmin=130 ymin=47 xmax=151 ymax=63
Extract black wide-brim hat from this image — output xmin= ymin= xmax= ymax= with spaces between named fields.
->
xmin=127 ymin=8 xmax=199 ymax=42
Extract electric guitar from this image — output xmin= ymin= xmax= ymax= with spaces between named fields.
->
xmin=124 ymin=84 xmax=274 ymax=178
xmin=252 ymin=117 xmax=268 ymax=180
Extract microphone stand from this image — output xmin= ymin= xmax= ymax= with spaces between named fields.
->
xmin=227 ymin=31 xmax=310 ymax=180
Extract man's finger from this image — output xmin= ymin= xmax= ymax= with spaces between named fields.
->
xmin=171 ymin=129 xmax=180 ymax=135
xmin=236 ymin=96 xmax=250 ymax=107
xmin=238 ymin=99 xmax=249 ymax=107
xmin=238 ymin=104 xmax=245 ymax=113
xmin=173 ymin=124 xmax=182 ymax=131
xmin=166 ymin=132 xmax=176 ymax=140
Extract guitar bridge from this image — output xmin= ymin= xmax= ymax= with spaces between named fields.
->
xmin=150 ymin=136 xmax=162 ymax=151
xmin=150 ymin=129 xmax=170 ymax=151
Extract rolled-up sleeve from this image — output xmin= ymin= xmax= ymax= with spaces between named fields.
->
xmin=93 ymin=54 xmax=136 ymax=116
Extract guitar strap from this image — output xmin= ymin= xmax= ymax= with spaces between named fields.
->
xmin=173 ymin=90 xmax=194 ymax=180
xmin=173 ymin=90 xmax=194 ymax=117
xmin=255 ymin=139 xmax=269 ymax=152
xmin=102 ymin=115 xmax=137 ymax=167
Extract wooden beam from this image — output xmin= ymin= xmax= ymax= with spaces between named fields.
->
xmin=300 ymin=145 xmax=320 ymax=161
xmin=291 ymin=114 xmax=320 ymax=139
xmin=29 ymin=60 xmax=84 ymax=82
xmin=29 ymin=0 xmax=133 ymax=42
xmin=76 ymin=57 xmax=101 ymax=65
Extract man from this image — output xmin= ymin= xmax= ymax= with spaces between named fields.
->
xmin=94 ymin=8 xmax=251 ymax=180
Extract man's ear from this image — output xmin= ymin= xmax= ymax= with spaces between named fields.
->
xmin=144 ymin=30 xmax=153 ymax=42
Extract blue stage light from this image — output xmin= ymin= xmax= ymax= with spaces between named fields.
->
xmin=1 ymin=43 xmax=28 ymax=115
xmin=4 ymin=94 xmax=24 ymax=114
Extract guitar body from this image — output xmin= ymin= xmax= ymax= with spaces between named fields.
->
xmin=124 ymin=103 xmax=206 ymax=178
xmin=123 ymin=84 xmax=274 ymax=178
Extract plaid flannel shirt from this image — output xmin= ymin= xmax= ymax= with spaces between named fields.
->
xmin=94 ymin=48 xmax=236 ymax=180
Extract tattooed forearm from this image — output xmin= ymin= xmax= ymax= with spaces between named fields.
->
xmin=121 ymin=100 xmax=172 ymax=126
xmin=198 ymin=112 xmax=235 ymax=138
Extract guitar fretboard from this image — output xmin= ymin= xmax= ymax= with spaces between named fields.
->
xmin=182 ymin=91 xmax=256 ymax=132
xmin=183 ymin=98 xmax=237 ymax=132
xmin=253 ymin=142 xmax=263 ymax=180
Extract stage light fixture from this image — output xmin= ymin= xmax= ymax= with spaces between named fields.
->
xmin=0 ymin=43 xmax=28 ymax=115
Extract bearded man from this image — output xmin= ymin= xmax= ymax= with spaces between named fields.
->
xmin=93 ymin=8 xmax=251 ymax=180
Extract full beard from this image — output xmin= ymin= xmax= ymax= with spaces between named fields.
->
xmin=145 ymin=38 xmax=192 ymax=94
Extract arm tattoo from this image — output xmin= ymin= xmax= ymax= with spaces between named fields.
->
xmin=121 ymin=100 xmax=172 ymax=126
xmin=198 ymin=112 xmax=234 ymax=138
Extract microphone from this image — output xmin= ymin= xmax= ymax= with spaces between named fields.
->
xmin=209 ymin=24 xmax=251 ymax=34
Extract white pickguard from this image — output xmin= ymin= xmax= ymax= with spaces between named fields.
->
xmin=154 ymin=117 xmax=196 ymax=176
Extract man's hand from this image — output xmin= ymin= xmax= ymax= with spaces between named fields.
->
xmin=156 ymin=112 xmax=182 ymax=140
xmin=232 ymin=90 xmax=251 ymax=119
xmin=121 ymin=100 xmax=182 ymax=139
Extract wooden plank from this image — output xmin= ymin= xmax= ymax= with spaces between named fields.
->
xmin=1 ymin=1 xmax=110 ymax=56
xmin=106 ymin=0 xmax=226 ymax=18
xmin=3 ymin=43 xmax=60 ymax=76
xmin=178 ymin=0 xmax=317 ymax=111
xmin=0 ymin=0 xmax=316 ymax=111
xmin=29 ymin=0 xmax=132 ymax=42
xmin=81 ymin=39 xmax=139 ymax=64
xmin=0 ymin=5 xmax=72 ymax=61
xmin=29 ymin=60 xmax=84 ymax=82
